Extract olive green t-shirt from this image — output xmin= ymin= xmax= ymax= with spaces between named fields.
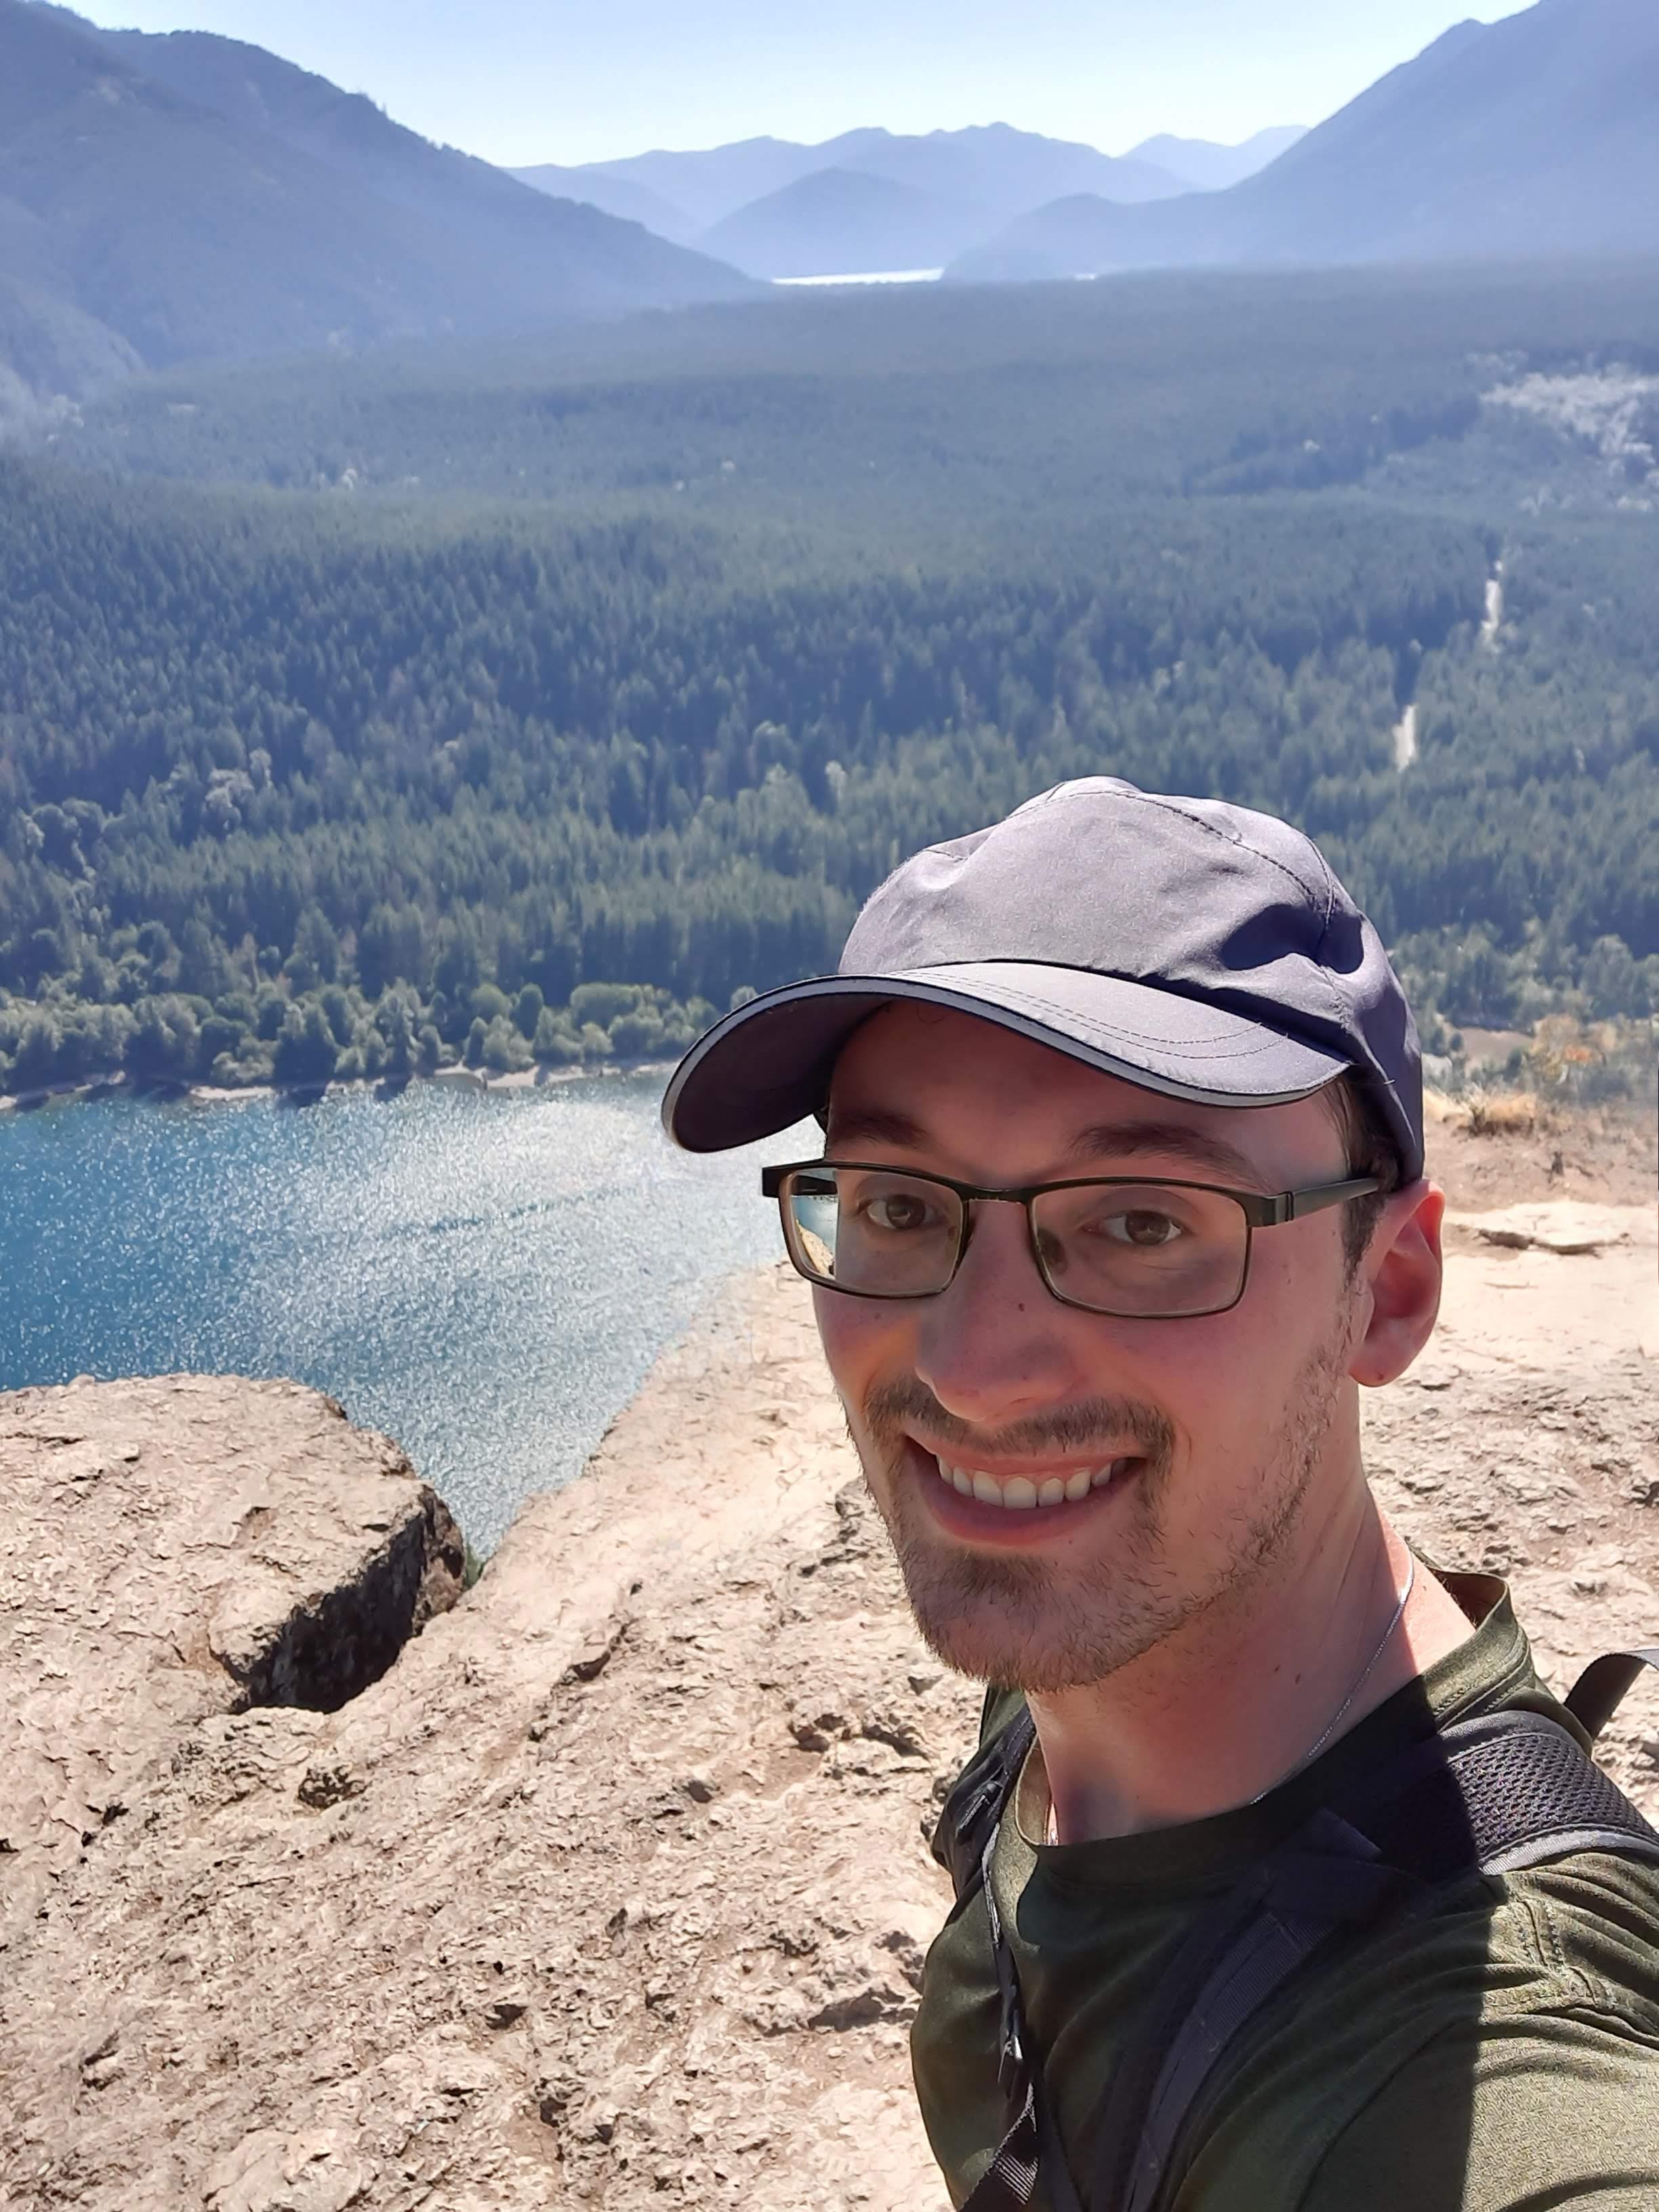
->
xmin=912 ymin=1574 xmax=1659 ymax=2210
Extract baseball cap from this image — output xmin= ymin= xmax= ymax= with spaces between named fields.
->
xmin=661 ymin=777 xmax=1423 ymax=1179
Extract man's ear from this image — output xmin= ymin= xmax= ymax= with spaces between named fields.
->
xmin=1348 ymin=1180 xmax=1444 ymax=1388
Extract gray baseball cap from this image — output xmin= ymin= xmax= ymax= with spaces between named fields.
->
xmin=661 ymin=777 xmax=1422 ymax=1178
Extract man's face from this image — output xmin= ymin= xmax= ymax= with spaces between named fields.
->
xmin=814 ymin=1004 xmax=1378 ymax=1694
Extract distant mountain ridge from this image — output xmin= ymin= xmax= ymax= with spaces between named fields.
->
xmin=0 ymin=0 xmax=753 ymax=409
xmin=513 ymin=120 xmax=1300 ymax=281
xmin=519 ymin=123 xmax=1186 ymax=240
xmin=951 ymin=0 xmax=1659 ymax=282
xmin=698 ymin=167 xmax=990 ymax=280
xmin=1127 ymin=125 xmax=1307 ymax=191
xmin=513 ymin=165 xmax=698 ymax=243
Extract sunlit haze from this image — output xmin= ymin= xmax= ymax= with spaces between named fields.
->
xmin=66 ymin=0 xmax=1530 ymax=166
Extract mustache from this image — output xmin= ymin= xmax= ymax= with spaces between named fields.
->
xmin=861 ymin=1375 xmax=1176 ymax=1467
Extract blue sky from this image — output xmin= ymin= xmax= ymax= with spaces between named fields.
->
xmin=69 ymin=0 xmax=1530 ymax=167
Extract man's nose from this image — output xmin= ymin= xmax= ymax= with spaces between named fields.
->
xmin=910 ymin=1200 xmax=1093 ymax=1427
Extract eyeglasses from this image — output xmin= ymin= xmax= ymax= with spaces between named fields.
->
xmin=760 ymin=1160 xmax=1382 ymax=1321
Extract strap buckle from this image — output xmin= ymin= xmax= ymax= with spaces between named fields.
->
xmin=998 ymin=1984 xmax=1026 ymax=2100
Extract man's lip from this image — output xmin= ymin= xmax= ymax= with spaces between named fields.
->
xmin=900 ymin=1436 xmax=1141 ymax=1544
xmin=902 ymin=1433 xmax=1146 ymax=1479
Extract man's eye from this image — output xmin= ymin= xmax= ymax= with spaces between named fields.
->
xmin=864 ymin=1193 xmax=937 ymax=1233
xmin=1102 ymin=1209 xmax=1185 ymax=1248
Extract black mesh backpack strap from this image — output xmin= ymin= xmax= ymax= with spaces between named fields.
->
xmin=1092 ymin=1704 xmax=1659 ymax=2212
xmin=1352 ymin=1706 xmax=1659 ymax=1878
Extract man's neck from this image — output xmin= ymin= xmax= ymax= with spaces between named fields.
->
xmin=1029 ymin=1495 xmax=1477 ymax=1843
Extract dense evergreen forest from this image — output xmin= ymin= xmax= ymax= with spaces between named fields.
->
xmin=3 ymin=266 xmax=1658 ymax=1096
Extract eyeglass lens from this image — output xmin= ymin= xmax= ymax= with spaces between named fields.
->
xmin=781 ymin=1166 xmax=1250 ymax=1318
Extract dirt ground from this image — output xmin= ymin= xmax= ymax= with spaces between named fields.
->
xmin=1427 ymin=1092 xmax=1656 ymax=1210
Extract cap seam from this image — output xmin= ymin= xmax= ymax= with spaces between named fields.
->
xmin=1311 ymin=847 xmax=1340 ymax=937
xmin=971 ymin=977 xmax=1336 ymax=1066
xmin=1090 ymin=788 xmax=1357 ymax=1040
xmin=1156 ymin=798 xmax=1350 ymax=1040
xmin=1064 ymin=787 xmax=1322 ymax=917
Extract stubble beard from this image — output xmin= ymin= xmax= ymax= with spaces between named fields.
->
xmin=853 ymin=1320 xmax=1357 ymax=1696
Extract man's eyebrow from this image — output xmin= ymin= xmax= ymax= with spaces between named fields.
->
xmin=823 ymin=1107 xmax=1268 ymax=1188
xmin=823 ymin=1105 xmax=929 ymax=1150
xmin=1061 ymin=1120 xmax=1269 ymax=1186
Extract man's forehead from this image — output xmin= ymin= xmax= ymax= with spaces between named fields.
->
xmin=826 ymin=1099 xmax=1271 ymax=1187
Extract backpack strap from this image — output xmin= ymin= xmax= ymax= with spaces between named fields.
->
xmin=1091 ymin=1809 xmax=1408 ymax=2212
xmin=958 ymin=1827 xmax=1087 ymax=2212
xmin=1565 ymin=1648 xmax=1659 ymax=1742
xmin=1094 ymin=1705 xmax=1659 ymax=2212
xmin=930 ymin=1704 xmax=1084 ymax=2212
xmin=932 ymin=1702 xmax=1036 ymax=1902
xmin=1345 ymin=1706 xmax=1659 ymax=1877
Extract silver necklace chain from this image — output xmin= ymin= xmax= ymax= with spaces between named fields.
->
xmin=1251 ymin=1549 xmax=1417 ymax=1802
xmin=1042 ymin=1550 xmax=1418 ymax=1841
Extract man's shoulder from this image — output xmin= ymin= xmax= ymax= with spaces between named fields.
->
xmin=1214 ymin=1836 xmax=1659 ymax=2114
xmin=1494 ymin=1847 xmax=1659 ymax=2016
xmin=920 ymin=1696 xmax=1659 ymax=2211
xmin=1188 ymin=1851 xmax=1659 ymax=2211
xmin=1311 ymin=1840 xmax=1659 ymax=2028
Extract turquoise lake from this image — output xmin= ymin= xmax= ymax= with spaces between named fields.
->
xmin=0 ymin=1076 xmax=811 ymax=1551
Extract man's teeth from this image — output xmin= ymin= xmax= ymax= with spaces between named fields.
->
xmin=935 ymin=1458 xmax=1131 ymax=1509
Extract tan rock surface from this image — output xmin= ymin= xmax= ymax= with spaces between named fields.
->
xmin=3 ymin=1214 xmax=1658 ymax=2212
xmin=0 ymin=1376 xmax=464 ymax=1953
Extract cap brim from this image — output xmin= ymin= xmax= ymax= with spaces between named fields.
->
xmin=662 ymin=962 xmax=1351 ymax=1153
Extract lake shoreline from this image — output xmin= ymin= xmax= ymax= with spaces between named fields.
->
xmin=0 ymin=1055 xmax=682 ymax=1118
xmin=0 ymin=1067 xmax=794 ymax=1553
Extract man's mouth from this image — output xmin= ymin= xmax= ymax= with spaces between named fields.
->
xmin=930 ymin=1454 xmax=1141 ymax=1511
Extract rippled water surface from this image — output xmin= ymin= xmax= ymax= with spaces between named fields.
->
xmin=1 ymin=1077 xmax=808 ymax=1550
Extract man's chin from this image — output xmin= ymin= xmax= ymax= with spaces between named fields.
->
xmin=897 ymin=1544 xmax=1045 ymax=1685
xmin=888 ymin=1521 xmax=1158 ymax=1694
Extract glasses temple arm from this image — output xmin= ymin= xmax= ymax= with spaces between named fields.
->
xmin=1279 ymin=1174 xmax=1385 ymax=1223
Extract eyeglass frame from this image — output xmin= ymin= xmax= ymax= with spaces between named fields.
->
xmin=759 ymin=1159 xmax=1385 ymax=1320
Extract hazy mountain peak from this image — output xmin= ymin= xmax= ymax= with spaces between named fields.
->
xmin=951 ymin=1 xmax=1659 ymax=285
xmin=0 ymin=0 xmax=754 ymax=402
xmin=1126 ymin=125 xmax=1307 ymax=191
xmin=515 ymin=121 xmax=1189 ymax=239
xmin=697 ymin=161 xmax=989 ymax=279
